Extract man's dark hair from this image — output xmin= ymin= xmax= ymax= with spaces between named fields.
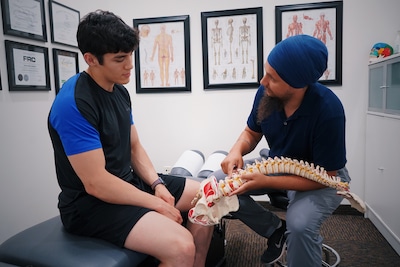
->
xmin=77 ymin=10 xmax=139 ymax=64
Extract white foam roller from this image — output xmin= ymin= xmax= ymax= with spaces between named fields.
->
xmin=197 ymin=150 xmax=228 ymax=178
xmin=170 ymin=150 xmax=205 ymax=177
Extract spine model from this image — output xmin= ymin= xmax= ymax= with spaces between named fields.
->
xmin=191 ymin=156 xmax=366 ymax=215
xmin=220 ymin=156 xmax=350 ymax=195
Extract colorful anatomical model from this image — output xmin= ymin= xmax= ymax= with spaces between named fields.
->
xmin=189 ymin=156 xmax=366 ymax=225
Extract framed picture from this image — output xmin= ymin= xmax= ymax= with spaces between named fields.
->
xmin=201 ymin=7 xmax=263 ymax=90
xmin=1 ymin=0 xmax=47 ymax=41
xmin=52 ymin=48 xmax=79 ymax=94
xmin=133 ymin=15 xmax=191 ymax=93
xmin=275 ymin=1 xmax=343 ymax=86
xmin=5 ymin=40 xmax=50 ymax=91
xmin=49 ymin=0 xmax=80 ymax=47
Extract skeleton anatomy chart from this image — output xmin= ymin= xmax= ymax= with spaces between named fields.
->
xmin=206 ymin=13 xmax=259 ymax=85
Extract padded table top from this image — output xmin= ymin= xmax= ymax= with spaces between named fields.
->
xmin=0 ymin=216 xmax=149 ymax=267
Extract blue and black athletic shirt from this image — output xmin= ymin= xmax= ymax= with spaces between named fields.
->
xmin=48 ymin=72 xmax=134 ymax=209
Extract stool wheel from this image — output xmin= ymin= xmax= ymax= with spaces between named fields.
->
xmin=321 ymin=244 xmax=341 ymax=267
xmin=274 ymin=243 xmax=340 ymax=267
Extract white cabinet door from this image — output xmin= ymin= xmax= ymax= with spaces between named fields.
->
xmin=365 ymin=114 xmax=400 ymax=253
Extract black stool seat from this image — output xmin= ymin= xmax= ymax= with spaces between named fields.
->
xmin=0 ymin=216 xmax=149 ymax=267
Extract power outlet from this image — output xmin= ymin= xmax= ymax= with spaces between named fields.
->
xmin=163 ymin=166 xmax=171 ymax=174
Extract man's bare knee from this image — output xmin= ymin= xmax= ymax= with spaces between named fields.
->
xmin=158 ymin=235 xmax=195 ymax=266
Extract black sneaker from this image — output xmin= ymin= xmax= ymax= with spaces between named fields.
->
xmin=261 ymin=220 xmax=287 ymax=264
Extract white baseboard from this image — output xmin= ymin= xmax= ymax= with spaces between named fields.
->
xmin=366 ymin=204 xmax=400 ymax=255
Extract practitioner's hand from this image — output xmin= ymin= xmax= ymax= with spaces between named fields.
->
xmin=220 ymin=152 xmax=243 ymax=177
xmin=229 ymin=173 xmax=267 ymax=196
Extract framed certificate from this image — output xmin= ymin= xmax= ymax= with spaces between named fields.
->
xmin=49 ymin=0 xmax=80 ymax=47
xmin=52 ymin=48 xmax=79 ymax=94
xmin=1 ymin=0 xmax=47 ymax=41
xmin=5 ymin=40 xmax=50 ymax=91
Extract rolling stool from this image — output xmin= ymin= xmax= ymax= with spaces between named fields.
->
xmin=268 ymin=191 xmax=341 ymax=267
xmin=254 ymin=149 xmax=340 ymax=266
xmin=210 ymin=148 xmax=340 ymax=267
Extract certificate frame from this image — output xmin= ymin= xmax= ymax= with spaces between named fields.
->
xmin=49 ymin=0 xmax=80 ymax=47
xmin=133 ymin=15 xmax=191 ymax=93
xmin=52 ymin=48 xmax=79 ymax=94
xmin=5 ymin=40 xmax=50 ymax=91
xmin=1 ymin=0 xmax=47 ymax=41
xmin=201 ymin=7 xmax=263 ymax=90
xmin=275 ymin=1 xmax=343 ymax=86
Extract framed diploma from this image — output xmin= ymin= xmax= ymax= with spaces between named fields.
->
xmin=49 ymin=0 xmax=80 ymax=47
xmin=1 ymin=0 xmax=47 ymax=41
xmin=5 ymin=40 xmax=50 ymax=91
xmin=52 ymin=48 xmax=79 ymax=94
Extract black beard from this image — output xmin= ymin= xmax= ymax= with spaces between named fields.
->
xmin=257 ymin=94 xmax=283 ymax=123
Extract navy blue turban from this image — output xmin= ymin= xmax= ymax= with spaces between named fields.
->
xmin=267 ymin=35 xmax=328 ymax=88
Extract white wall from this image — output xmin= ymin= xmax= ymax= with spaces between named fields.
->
xmin=1 ymin=0 xmax=399 ymax=244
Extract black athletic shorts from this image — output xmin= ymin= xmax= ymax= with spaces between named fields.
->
xmin=60 ymin=173 xmax=186 ymax=247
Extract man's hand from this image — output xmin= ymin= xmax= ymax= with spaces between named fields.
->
xmin=154 ymin=185 xmax=182 ymax=224
xmin=154 ymin=185 xmax=175 ymax=206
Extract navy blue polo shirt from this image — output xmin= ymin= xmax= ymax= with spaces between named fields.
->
xmin=247 ymin=84 xmax=346 ymax=171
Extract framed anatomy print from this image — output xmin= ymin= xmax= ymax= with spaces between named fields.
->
xmin=1 ymin=0 xmax=47 ymax=41
xmin=201 ymin=7 xmax=263 ymax=90
xmin=5 ymin=40 xmax=50 ymax=91
xmin=275 ymin=1 xmax=343 ymax=85
xmin=133 ymin=15 xmax=191 ymax=93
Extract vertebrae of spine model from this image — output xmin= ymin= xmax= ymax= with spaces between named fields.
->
xmin=189 ymin=156 xmax=366 ymax=225
xmin=219 ymin=156 xmax=349 ymax=195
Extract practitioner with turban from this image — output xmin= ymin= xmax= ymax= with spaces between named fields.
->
xmin=219 ymin=35 xmax=350 ymax=266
